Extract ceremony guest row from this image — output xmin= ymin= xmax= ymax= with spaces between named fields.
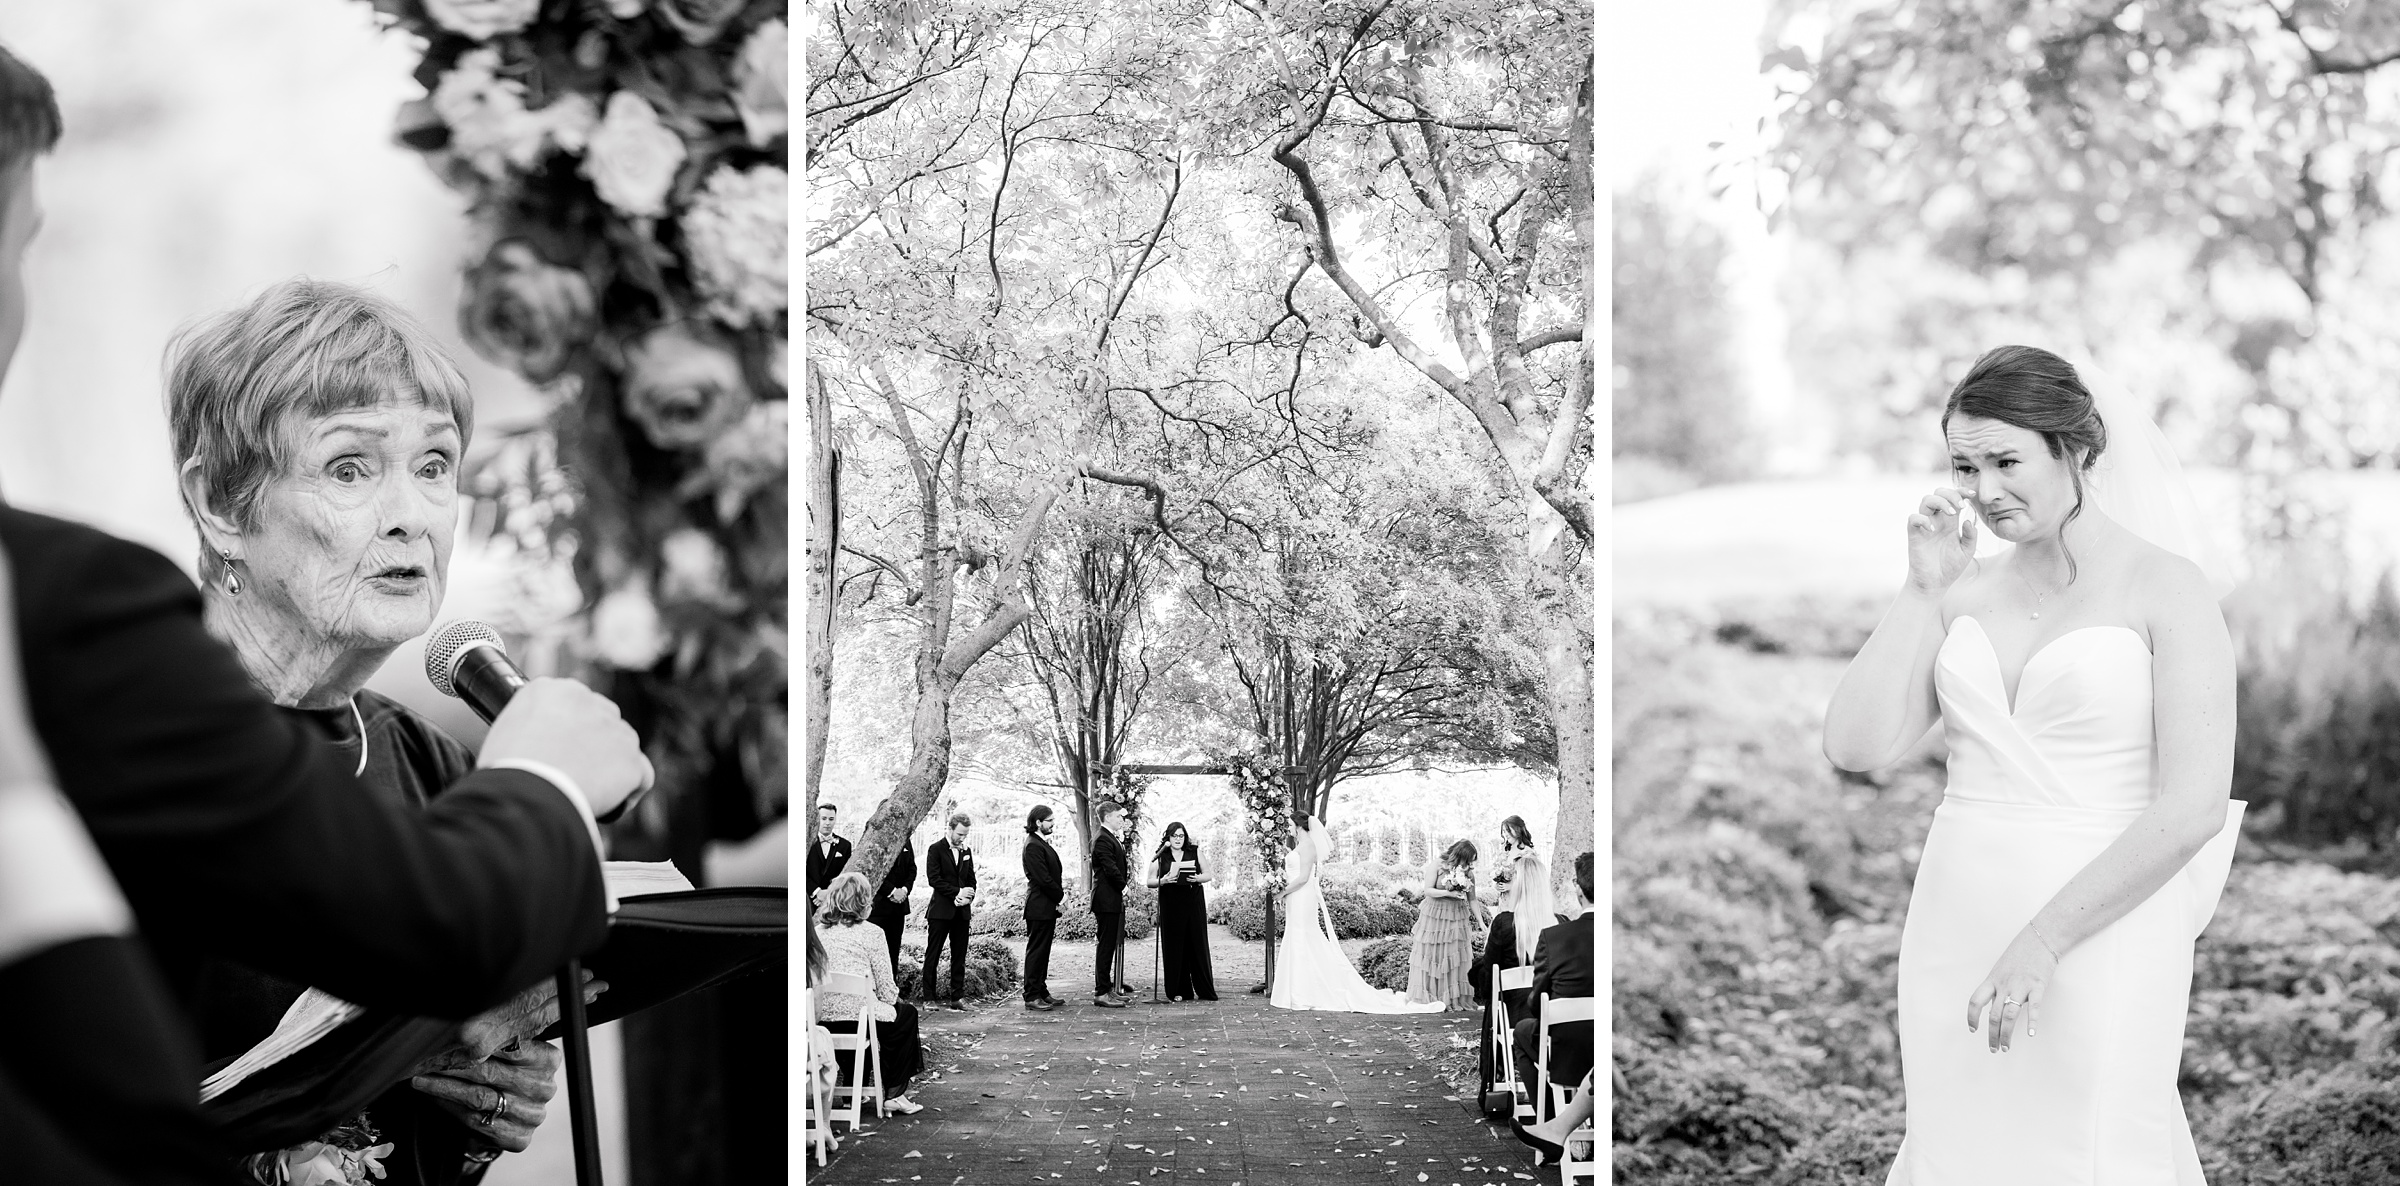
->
xmin=0 ymin=43 xmax=659 ymax=1186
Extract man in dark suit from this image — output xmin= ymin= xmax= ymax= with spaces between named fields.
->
xmin=1089 ymin=804 xmax=1131 ymax=1008
xmin=1514 ymin=852 xmax=1595 ymax=1101
xmin=0 ymin=42 xmax=650 ymax=1184
xmin=807 ymin=801 xmax=851 ymax=907
xmin=921 ymin=812 xmax=977 ymax=1010
xmin=865 ymin=812 xmax=917 ymax=979
xmin=1021 ymin=805 xmax=1064 ymax=1011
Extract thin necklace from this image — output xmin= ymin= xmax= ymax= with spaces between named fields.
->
xmin=2017 ymin=562 xmax=2062 ymax=621
xmin=347 ymin=697 xmax=368 ymax=777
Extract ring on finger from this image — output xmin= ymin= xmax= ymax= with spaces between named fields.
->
xmin=480 ymin=1088 xmax=508 ymax=1127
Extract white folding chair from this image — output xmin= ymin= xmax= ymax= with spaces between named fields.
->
xmin=820 ymin=972 xmax=886 ymax=1130
xmin=1489 ymin=965 xmax=1537 ymax=1120
xmin=1535 ymin=993 xmax=1595 ymax=1129
xmin=800 ymin=985 xmax=840 ymax=1165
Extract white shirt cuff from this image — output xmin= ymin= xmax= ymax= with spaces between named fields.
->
xmin=0 ymin=783 xmax=134 ymax=968
xmin=479 ymin=758 xmax=617 ymax=913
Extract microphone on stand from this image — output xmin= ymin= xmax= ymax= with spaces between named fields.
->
xmin=424 ymin=618 xmax=611 ymax=1186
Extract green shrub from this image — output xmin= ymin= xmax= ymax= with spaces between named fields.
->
xmin=2200 ymin=1058 xmax=2400 ymax=1185
xmin=1768 ymin=1104 xmax=1903 ymax=1186
xmin=1612 ymin=1038 xmax=1807 ymax=1182
xmin=1207 ymin=883 xmax=1419 ymax=942
xmin=895 ymin=936 xmax=1021 ymax=1000
xmin=1052 ymin=880 xmax=1157 ymax=941
xmin=2230 ymin=566 xmax=2400 ymax=850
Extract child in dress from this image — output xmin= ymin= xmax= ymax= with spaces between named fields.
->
xmin=1406 ymin=839 xmax=1482 ymax=1008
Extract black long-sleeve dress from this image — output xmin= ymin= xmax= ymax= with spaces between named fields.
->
xmin=1151 ymin=843 xmax=1216 ymax=1001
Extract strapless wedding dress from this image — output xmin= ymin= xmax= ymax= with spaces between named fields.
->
xmin=1270 ymin=830 xmax=1443 ymax=1015
xmin=1887 ymin=617 xmax=2243 ymax=1186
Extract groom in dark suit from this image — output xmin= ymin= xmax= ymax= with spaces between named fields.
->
xmin=1021 ymin=805 xmax=1064 ymax=1011
xmin=1514 ymin=852 xmax=1596 ymax=1098
xmin=921 ymin=812 xmax=977 ymax=1009
xmin=806 ymin=801 xmax=851 ymax=907
xmin=1089 ymin=804 xmax=1131 ymax=1008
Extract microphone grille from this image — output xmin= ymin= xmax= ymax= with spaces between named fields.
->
xmin=424 ymin=620 xmax=506 ymax=698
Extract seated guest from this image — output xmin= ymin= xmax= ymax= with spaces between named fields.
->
xmin=865 ymin=800 xmax=917 ymax=978
xmin=1472 ymin=849 xmax=1560 ymax=1109
xmin=0 ymin=47 xmax=644 ymax=1185
xmin=168 ymin=279 xmax=606 ymax=1183
xmin=1512 ymin=853 xmax=1594 ymax=1105
xmin=814 ymin=873 xmax=925 ymax=1115
xmin=1512 ymin=1070 xmax=1597 ymax=1165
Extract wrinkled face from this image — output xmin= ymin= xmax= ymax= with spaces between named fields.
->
xmin=1947 ymin=415 xmax=2081 ymax=544
xmin=0 ymin=161 xmax=42 ymax=384
xmin=243 ymin=399 xmax=460 ymax=651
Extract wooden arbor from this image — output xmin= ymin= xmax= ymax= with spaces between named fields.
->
xmin=1099 ymin=762 xmax=1310 ymax=994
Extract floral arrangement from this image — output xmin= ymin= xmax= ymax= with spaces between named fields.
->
xmin=240 ymin=1116 xmax=391 ymax=1186
xmin=1093 ymin=767 xmax=1150 ymax=852
xmin=1221 ymin=751 xmax=1293 ymax=871
xmin=357 ymin=0 xmax=790 ymax=837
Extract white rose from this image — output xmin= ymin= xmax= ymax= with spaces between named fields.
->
xmin=425 ymin=0 xmax=540 ymax=40
xmin=733 ymin=19 xmax=787 ymax=147
xmin=590 ymin=585 xmax=668 ymax=670
xmin=542 ymin=92 xmax=601 ymax=155
xmin=683 ymin=164 xmax=786 ymax=327
xmin=659 ymin=528 xmax=730 ymax=604
xmin=582 ymin=92 xmax=686 ymax=217
xmin=431 ymin=49 xmax=546 ymax=179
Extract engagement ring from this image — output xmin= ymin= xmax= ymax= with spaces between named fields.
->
xmin=481 ymin=1088 xmax=508 ymax=1127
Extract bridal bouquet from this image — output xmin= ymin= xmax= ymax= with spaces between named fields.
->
xmin=356 ymin=0 xmax=790 ymax=843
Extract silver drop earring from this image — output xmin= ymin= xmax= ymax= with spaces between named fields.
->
xmin=221 ymin=549 xmax=242 ymax=596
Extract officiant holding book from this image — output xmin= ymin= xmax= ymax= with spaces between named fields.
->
xmin=1146 ymin=822 xmax=1217 ymax=1002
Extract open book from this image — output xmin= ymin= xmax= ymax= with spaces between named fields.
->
xmin=199 ymin=861 xmax=695 ymax=1102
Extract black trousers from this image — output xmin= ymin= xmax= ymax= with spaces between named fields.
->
xmin=921 ymin=912 xmax=971 ymax=1000
xmin=1513 ymin=1017 xmax=1593 ymax=1106
xmin=869 ymin=909 xmax=905 ymax=979
xmin=1092 ymin=911 xmax=1122 ymax=995
xmin=1023 ymin=916 xmax=1055 ymax=1001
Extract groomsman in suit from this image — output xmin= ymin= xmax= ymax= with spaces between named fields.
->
xmin=807 ymin=801 xmax=851 ymax=907
xmin=1089 ymin=804 xmax=1132 ymax=1009
xmin=1514 ymin=852 xmax=1596 ymax=1099
xmin=1021 ymin=805 xmax=1064 ymax=1011
xmin=921 ymin=813 xmax=977 ymax=1009
xmin=866 ymin=810 xmax=917 ymax=978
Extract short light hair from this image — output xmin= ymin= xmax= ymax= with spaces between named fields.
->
xmin=166 ymin=278 xmax=474 ymax=533
xmin=818 ymin=803 xmax=838 ymax=814
xmin=0 ymin=45 xmax=60 ymax=175
xmin=818 ymin=872 xmax=872 ymax=925
xmin=1100 ymin=803 xmax=1125 ymax=822
xmin=946 ymin=811 xmax=972 ymax=830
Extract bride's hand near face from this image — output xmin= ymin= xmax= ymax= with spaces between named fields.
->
xmin=1905 ymin=487 xmax=1977 ymax=594
xmin=1823 ymin=488 xmax=1978 ymax=773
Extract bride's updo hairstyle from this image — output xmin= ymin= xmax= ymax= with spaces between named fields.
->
xmin=1941 ymin=345 xmax=2110 ymax=581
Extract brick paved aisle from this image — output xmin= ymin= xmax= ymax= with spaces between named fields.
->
xmin=813 ymin=983 xmax=1546 ymax=1186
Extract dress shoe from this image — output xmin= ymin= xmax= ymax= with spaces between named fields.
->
xmin=942 ymin=998 xmax=967 ymax=1011
xmin=1024 ymin=998 xmax=1058 ymax=1011
xmin=1094 ymin=994 xmax=1127 ymax=1008
xmin=1511 ymin=1119 xmax=1564 ymax=1164
xmin=1042 ymin=996 xmax=1068 ymax=1007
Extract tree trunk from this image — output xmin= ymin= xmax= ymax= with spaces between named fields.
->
xmin=803 ymin=362 xmax=838 ymax=833
xmin=1534 ymin=534 xmax=1595 ymax=875
xmin=848 ymin=666 xmax=962 ymax=892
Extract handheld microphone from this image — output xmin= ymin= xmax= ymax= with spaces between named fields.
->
xmin=424 ymin=621 xmax=645 ymax=825
xmin=424 ymin=621 xmax=527 ymax=725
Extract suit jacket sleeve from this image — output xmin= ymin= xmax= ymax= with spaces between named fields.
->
xmin=927 ymin=841 xmax=958 ymax=895
xmin=1097 ymin=835 xmax=1127 ymax=887
xmin=7 ymin=513 xmax=608 ymax=1020
xmin=878 ymin=845 xmax=916 ymax=898
xmin=1530 ymin=926 xmax=1557 ymax=1001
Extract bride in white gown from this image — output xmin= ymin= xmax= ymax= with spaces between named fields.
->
xmin=1824 ymin=346 xmax=2243 ymax=1185
xmin=1270 ymin=813 xmax=1443 ymax=1014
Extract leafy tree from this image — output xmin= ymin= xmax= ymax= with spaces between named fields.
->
xmin=1614 ymin=168 xmax=1752 ymax=489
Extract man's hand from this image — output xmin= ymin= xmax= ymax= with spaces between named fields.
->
xmin=410 ymin=1040 xmax=562 ymax=1154
xmin=478 ymin=678 xmax=654 ymax=819
xmin=887 ymin=888 xmax=908 ymax=904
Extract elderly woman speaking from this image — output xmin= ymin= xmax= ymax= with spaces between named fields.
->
xmin=168 ymin=279 xmax=588 ymax=1186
